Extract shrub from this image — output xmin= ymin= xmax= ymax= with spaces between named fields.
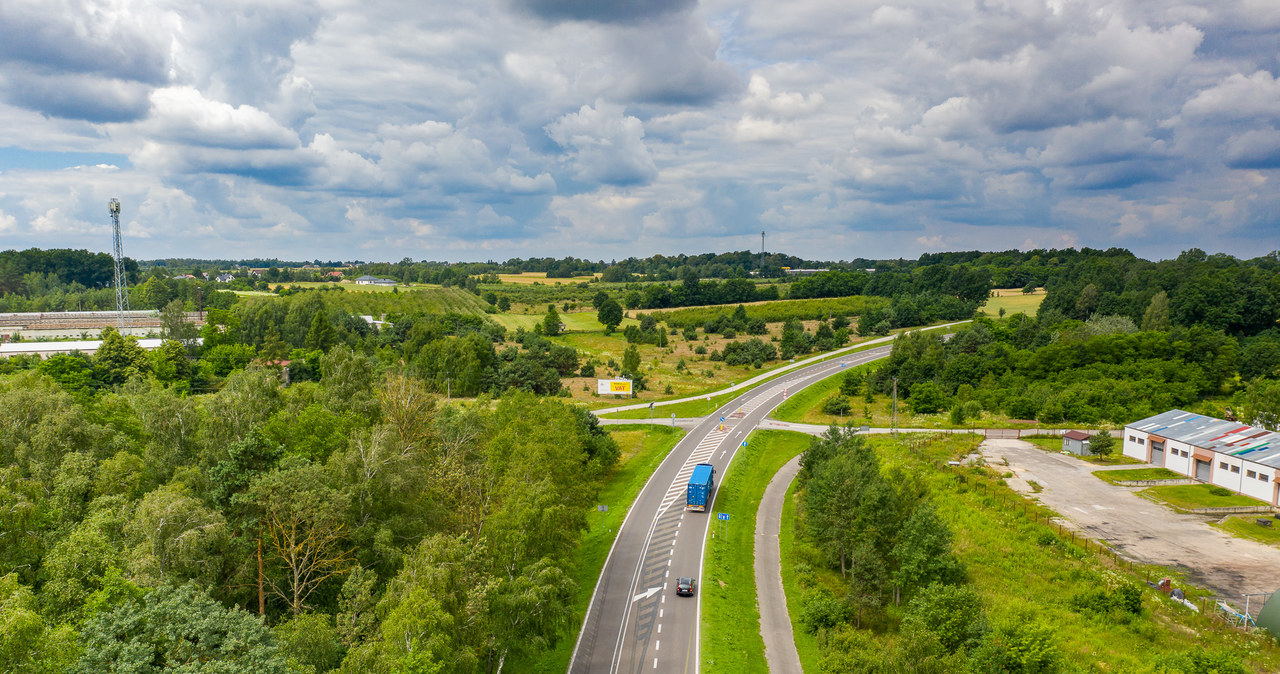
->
xmin=823 ymin=394 xmax=853 ymax=416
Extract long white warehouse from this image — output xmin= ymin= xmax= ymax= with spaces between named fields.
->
xmin=1124 ymin=410 xmax=1280 ymax=505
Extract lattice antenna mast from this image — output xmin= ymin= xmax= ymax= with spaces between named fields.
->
xmin=109 ymin=198 xmax=131 ymax=329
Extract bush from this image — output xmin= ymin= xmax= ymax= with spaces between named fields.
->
xmin=822 ymin=394 xmax=852 ymax=416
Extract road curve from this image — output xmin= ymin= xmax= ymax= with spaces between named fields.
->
xmin=754 ymin=455 xmax=804 ymax=674
xmin=568 ymin=346 xmax=892 ymax=674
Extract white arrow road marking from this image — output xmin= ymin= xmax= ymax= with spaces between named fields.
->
xmin=632 ymin=586 xmax=662 ymax=602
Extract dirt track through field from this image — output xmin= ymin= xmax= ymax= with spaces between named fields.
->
xmin=982 ymin=439 xmax=1280 ymax=605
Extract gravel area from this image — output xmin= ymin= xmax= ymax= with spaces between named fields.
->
xmin=981 ymin=439 xmax=1280 ymax=602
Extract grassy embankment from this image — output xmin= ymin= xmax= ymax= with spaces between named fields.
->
xmin=514 ymin=424 xmax=686 ymax=673
xmin=779 ymin=433 xmax=1280 ymax=671
xmin=770 ymin=378 xmax=1121 ymax=432
xmin=1092 ymin=467 xmax=1184 ymax=484
xmin=1142 ymin=484 xmax=1269 ymax=510
xmin=1214 ymin=516 xmax=1280 ymax=545
xmin=701 ymin=430 xmax=812 ymax=674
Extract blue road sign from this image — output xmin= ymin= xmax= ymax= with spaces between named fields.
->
xmin=717 ymin=513 xmax=730 ymax=521
xmin=741 ymin=440 xmax=747 ymax=447
xmin=719 ymin=416 xmax=725 ymax=422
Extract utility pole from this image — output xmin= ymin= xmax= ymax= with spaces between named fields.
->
xmin=760 ymin=231 xmax=765 ymax=272
xmin=891 ymin=377 xmax=898 ymax=436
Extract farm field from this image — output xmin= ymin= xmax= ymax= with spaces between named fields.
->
xmin=978 ymin=287 xmax=1045 ymax=317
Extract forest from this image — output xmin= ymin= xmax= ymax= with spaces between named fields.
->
xmin=1 ymin=244 xmax=1279 ymax=671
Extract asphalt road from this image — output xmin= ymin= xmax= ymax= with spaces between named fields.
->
xmin=568 ymin=345 xmax=892 ymax=674
xmin=754 ymin=455 xmax=804 ymax=674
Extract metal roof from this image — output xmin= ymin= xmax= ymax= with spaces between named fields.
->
xmin=1128 ymin=410 xmax=1280 ymax=469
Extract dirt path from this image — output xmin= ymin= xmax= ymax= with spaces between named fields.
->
xmin=982 ymin=439 xmax=1280 ymax=601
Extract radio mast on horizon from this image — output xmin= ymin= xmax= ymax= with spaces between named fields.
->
xmin=109 ymin=198 xmax=131 ymax=329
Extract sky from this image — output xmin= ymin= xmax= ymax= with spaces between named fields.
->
xmin=0 ymin=0 xmax=1278 ymax=263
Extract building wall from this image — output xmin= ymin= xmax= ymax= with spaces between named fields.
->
xmin=1125 ymin=423 xmax=1279 ymax=505
xmin=1123 ymin=428 xmax=1149 ymax=462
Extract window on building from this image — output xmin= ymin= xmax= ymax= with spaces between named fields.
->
xmin=1129 ymin=435 xmax=1136 ymax=442
xmin=1248 ymin=470 xmax=1257 ymax=479
xmin=1231 ymin=465 xmax=1240 ymax=473
xmin=1221 ymin=461 xmax=1229 ymax=469
xmin=1263 ymin=475 xmax=1271 ymax=483
xmin=1138 ymin=438 xmax=1145 ymax=445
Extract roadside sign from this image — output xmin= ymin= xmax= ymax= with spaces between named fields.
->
xmin=597 ymin=505 xmax=608 ymax=512
xmin=720 ymin=416 xmax=725 ymax=422
xmin=741 ymin=440 xmax=747 ymax=447
xmin=717 ymin=513 xmax=730 ymax=521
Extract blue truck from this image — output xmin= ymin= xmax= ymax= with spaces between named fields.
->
xmin=686 ymin=463 xmax=716 ymax=511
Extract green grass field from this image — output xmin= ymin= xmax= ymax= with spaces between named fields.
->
xmin=701 ymin=430 xmax=812 ymax=674
xmin=1142 ymin=484 xmax=1269 ymax=510
xmin=1213 ymin=515 xmax=1280 ymax=545
xmin=978 ymin=288 xmax=1046 ymax=317
xmin=1093 ymin=467 xmax=1184 ymax=484
xmin=513 ymin=424 xmax=686 ymax=672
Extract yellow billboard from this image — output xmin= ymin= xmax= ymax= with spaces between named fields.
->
xmin=597 ymin=379 xmax=633 ymax=395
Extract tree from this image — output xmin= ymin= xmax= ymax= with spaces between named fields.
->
xmin=890 ymin=501 xmax=963 ymax=598
xmin=1245 ymin=379 xmax=1280 ymax=431
xmin=160 ymin=298 xmax=198 ymax=346
xmin=305 ymin=311 xmax=338 ymax=351
xmin=1141 ymin=291 xmax=1170 ymax=331
xmin=621 ymin=344 xmax=641 ymax=376
xmin=542 ymin=305 xmax=563 ymax=336
xmin=1089 ymin=430 xmax=1115 ymax=456
xmin=93 ymin=327 xmax=151 ymax=386
xmin=150 ymin=339 xmax=192 ymax=387
xmin=900 ymin=583 xmax=986 ymax=653
xmin=124 ymin=483 xmax=226 ymax=585
xmin=908 ymin=381 xmax=948 ymax=415
xmin=75 ymin=582 xmax=288 ymax=673
xmin=840 ymin=369 xmax=863 ymax=396
xmin=0 ymin=574 xmax=79 ymax=673
xmin=597 ymin=298 xmax=623 ymax=334
xmin=822 ymin=394 xmax=852 ymax=416
xmin=496 ymin=296 xmax=511 ymax=312
xmin=248 ymin=460 xmax=356 ymax=616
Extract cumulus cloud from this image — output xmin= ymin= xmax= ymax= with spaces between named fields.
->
xmin=511 ymin=0 xmax=694 ymax=24
xmin=0 ymin=0 xmax=1277 ymax=261
xmin=546 ymin=101 xmax=658 ymax=186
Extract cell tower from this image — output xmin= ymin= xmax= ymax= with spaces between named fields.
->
xmin=109 ymin=198 xmax=131 ymax=329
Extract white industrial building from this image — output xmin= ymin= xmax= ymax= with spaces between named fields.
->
xmin=1124 ymin=410 xmax=1280 ymax=505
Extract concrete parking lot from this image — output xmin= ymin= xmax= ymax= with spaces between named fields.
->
xmin=982 ymin=439 xmax=1280 ymax=601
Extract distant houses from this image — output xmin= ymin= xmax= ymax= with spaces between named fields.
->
xmin=214 ymin=273 xmax=235 ymax=283
xmin=354 ymin=275 xmax=398 ymax=286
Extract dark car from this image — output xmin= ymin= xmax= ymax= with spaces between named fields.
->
xmin=675 ymin=577 xmax=697 ymax=596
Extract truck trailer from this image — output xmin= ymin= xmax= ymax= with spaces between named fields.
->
xmin=686 ymin=463 xmax=716 ymax=511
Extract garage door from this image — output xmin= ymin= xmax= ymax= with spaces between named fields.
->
xmin=1195 ymin=459 xmax=1211 ymax=482
xmin=1150 ymin=447 xmax=1164 ymax=466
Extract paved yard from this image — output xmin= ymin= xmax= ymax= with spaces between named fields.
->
xmin=982 ymin=439 xmax=1280 ymax=601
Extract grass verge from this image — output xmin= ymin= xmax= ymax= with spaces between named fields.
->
xmin=1093 ymin=467 xmax=1185 ymax=484
xmin=513 ymin=424 xmax=686 ymax=673
xmin=1213 ymin=515 xmax=1280 ymax=545
xmin=1142 ymin=484 xmax=1269 ymax=510
xmin=702 ymin=430 xmax=812 ymax=674
xmin=771 ymin=361 xmax=879 ymax=424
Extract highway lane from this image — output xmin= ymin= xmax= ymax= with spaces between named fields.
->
xmin=569 ymin=344 xmax=892 ymax=674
